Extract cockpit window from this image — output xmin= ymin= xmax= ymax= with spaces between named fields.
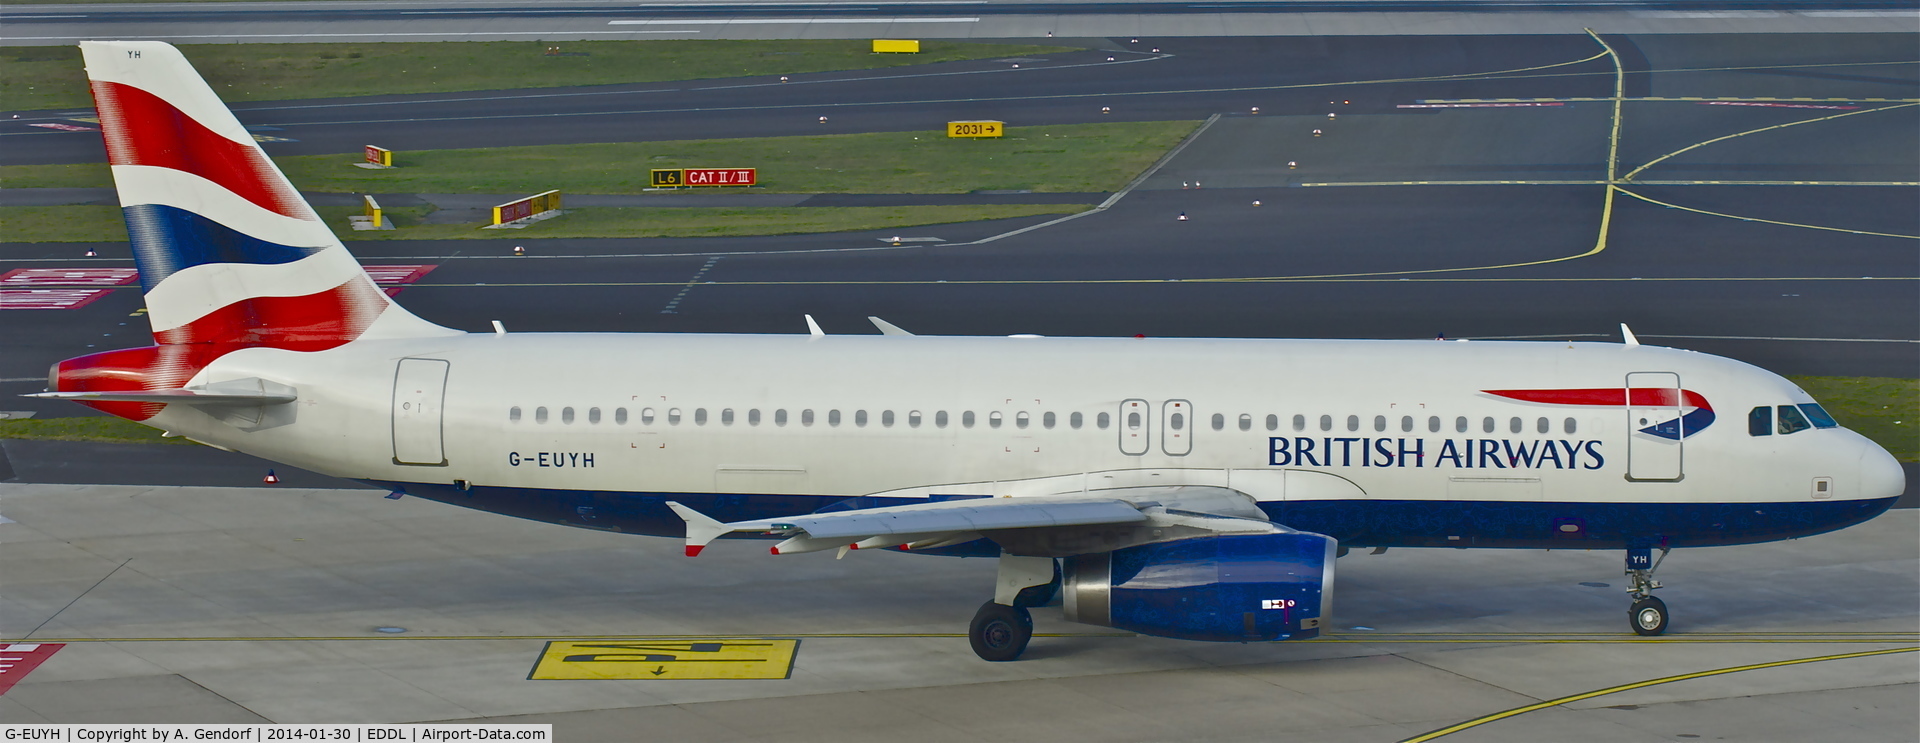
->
xmin=1798 ymin=403 xmax=1839 ymax=429
xmin=1748 ymin=406 xmax=1772 ymax=437
xmin=1776 ymin=404 xmax=1812 ymax=435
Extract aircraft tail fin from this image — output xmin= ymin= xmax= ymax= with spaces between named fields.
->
xmin=79 ymin=40 xmax=453 ymax=348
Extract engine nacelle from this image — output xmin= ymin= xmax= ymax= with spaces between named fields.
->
xmin=1061 ymin=531 xmax=1334 ymax=642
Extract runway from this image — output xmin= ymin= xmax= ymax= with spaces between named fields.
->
xmin=0 ymin=483 xmax=1913 ymax=739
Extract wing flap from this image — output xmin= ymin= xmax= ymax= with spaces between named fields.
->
xmin=667 ymin=497 xmax=1147 ymax=556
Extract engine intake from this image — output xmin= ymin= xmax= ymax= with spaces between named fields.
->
xmin=1062 ymin=531 xmax=1335 ymax=642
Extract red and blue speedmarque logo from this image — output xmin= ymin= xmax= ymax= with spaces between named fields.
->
xmin=1483 ymin=388 xmax=1716 ymax=440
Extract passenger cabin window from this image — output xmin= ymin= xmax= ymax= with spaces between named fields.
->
xmin=1482 ymin=417 xmax=1495 ymax=433
xmin=882 ymin=410 xmax=894 ymax=427
xmin=1126 ymin=410 xmax=1142 ymax=430
xmin=667 ymin=408 xmax=682 ymax=425
xmin=536 ymin=407 xmax=550 ymax=424
xmin=829 ymin=410 xmax=842 ymax=426
xmin=588 ymin=407 xmax=601 ymax=424
xmin=936 ymin=411 xmax=950 ymax=428
xmin=1777 ymin=405 xmax=1812 ymax=435
xmin=562 ymin=407 xmax=576 ymax=424
xmin=1564 ymin=417 xmax=1577 ymax=434
xmin=775 ymin=409 xmax=788 ymax=426
xmin=1016 ymin=412 xmax=1030 ymax=429
xmin=616 ymin=407 xmax=628 ymax=425
xmin=1536 ymin=417 xmax=1548 ymax=434
xmin=1319 ymin=415 xmax=1333 ymax=432
xmin=1509 ymin=417 xmax=1522 ymax=434
xmin=1293 ymin=414 xmax=1306 ymax=432
xmin=854 ymin=410 xmax=867 ymax=427
xmin=748 ymin=409 xmax=761 ymax=426
xmin=991 ymin=412 xmax=1005 ymax=429
xmin=1749 ymin=406 xmax=1772 ymax=436
xmin=1800 ymin=404 xmax=1839 ymax=429
xmin=908 ymin=411 xmax=922 ymax=428
xmin=694 ymin=408 xmax=708 ymax=425
xmin=1266 ymin=414 xmax=1279 ymax=431
xmin=721 ymin=408 xmax=734 ymax=425
xmin=1239 ymin=414 xmax=1252 ymax=432
xmin=964 ymin=411 xmax=977 ymax=428
xmin=1044 ymin=412 xmax=1057 ymax=429
xmin=801 ymin=409 xmax=815 ymax=426
xmin=509 ymin=406 xmax=522 ymax=422
xmin=1429 ymin=416 xmax=1442 ymax=433
xmin=1071 ymin=412 xmax=1084 ymax=429
xmin=1212 ymin=413 xmax=1226 ymax=431
xmin=1373 ymin=415 xmax=1386 ymax=432
xmin=1401 ymin=415 xmax=1414 ymax=433
xmin=1097 ymin=412 xmax=1111 ymax=429
xmin=642 ymin=408 xmax=656 ymax=425
xmin=1454 ymin=416 xmax=1467 ymax=433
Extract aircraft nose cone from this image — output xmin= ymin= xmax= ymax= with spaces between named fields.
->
xmin=1859 ymin=443 xmax=1907 ymax=501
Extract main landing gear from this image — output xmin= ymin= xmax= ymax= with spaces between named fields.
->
xmin=969 ymin=554 xmax=1058 ymax=661
xmin=1625 ymin=547 xmax=1671 ymax=636
xmin=969 ymin=602 xmax=1033 ymax=662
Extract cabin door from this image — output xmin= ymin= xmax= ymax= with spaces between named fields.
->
xmin=1118 ymin=399 xmax=1150 ymax=456
xmin=392 ymin=358 xmax=449 ymax=466
xmin=1626 ymin=372 xmax=1682 ymax=481
xmin=1161 ymin=399 xmax=1192 ymax=456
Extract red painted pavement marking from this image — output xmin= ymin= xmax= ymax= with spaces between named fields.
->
xmin=1397 ymin=103 xmax=1566 ymax=109
xmin=0 ymin=289 xmax=114 ymax=310
xmin=361 ymin=264 xmax=437 ymax=285
xmin=1698 ymin=101 xmax=1860 ymax=110
xmin=28 ymin=123 xmax=98 ymax=132
xmin=0 ymin=643 xmax=65 ymax=695
xmin=0 ymin=268 xmax=141 ymax=287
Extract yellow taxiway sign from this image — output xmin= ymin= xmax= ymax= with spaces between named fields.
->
xmin=529 ymin=639 xmax=799 ymax=680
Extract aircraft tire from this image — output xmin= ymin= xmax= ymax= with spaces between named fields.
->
xmin=1629 ymin=596 xmax=1669 ymax=636
xmin=969 ymin=601 xmax=1033 ymax=661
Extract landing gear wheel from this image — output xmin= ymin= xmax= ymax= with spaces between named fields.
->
xmin=969 ymin=601 xmax=1033 ymax=661
xmin=1629 ymin=596 xmax=1669 ymax=636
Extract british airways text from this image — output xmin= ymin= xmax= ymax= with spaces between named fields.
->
xmin=1268 ymin=437 xmax=1604 ymax=469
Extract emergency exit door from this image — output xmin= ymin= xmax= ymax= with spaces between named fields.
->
xmin=392 ymin=358 xmax=449 ymax=466
xmin=1118 ymin=399 xmax=1150 ymax=456
xmin=1626 ymin=371 xmax=1682 ymax=481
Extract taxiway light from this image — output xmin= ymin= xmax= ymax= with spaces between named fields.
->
xmin=1289 ymin=161 xmax=1298 ymax=169
xmin=819 ymin=116 xmax=828 ymax=123
xmin=1131 ymin=38 xmax=1139 ymax=43
xmin=1251 ymin=107 xmax=1260 ymax=114
xmin=513 ymin=245 xmax=525 ymax=256
xmin=263 ymin=469 xmax=280 ymax=484
xmin=1177 ymin=212 xmax=1188 ymax=221
xmin=1151 ymin=48 xmax=1161 ymax=53
xmin=1313 ymin=129 xmax=1323 ymax=137
xmin=1328 ymin=113 xmax=1337 ymax=120
xmin=1253 ymin=200 xmax=1262 ymax=206
xmin=780 ymin=76 xmax=789 ymax=83
xmin=1107 ymin=56 xmax=1116 ymax=61
xmin=1102 ymin=106 xmax=1111 ymax=114
xmin=1344 ymin=100 xmax=1351 ymax=104
xmin=84 ymin=249 xmax=97 ymax=257
xmin=1012 ymin=64 xmax=1020 ymax=68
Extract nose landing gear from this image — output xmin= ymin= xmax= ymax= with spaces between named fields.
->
xmin=1625 ymin=546 xmax=1671 ymax=636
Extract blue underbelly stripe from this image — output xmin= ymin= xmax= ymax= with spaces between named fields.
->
xmin=365 ymin=480 xmax=1897 ymax=552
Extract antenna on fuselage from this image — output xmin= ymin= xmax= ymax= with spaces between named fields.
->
xmin=1620 ymin=323 xmax=1640 ymax=346
xmin=805 ymin=314 xmax=825 ymax=338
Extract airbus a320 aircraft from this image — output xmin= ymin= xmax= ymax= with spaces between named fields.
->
xmin=36 ymin=41 xmax=1904 ymax=661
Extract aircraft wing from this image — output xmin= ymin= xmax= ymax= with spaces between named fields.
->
xmin=666 ymin=485 xmax=1274 ymax=557
xmin=667 ymin=496 xmax=1149 ymax=556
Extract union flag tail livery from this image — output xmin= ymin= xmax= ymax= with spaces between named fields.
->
xmin=31 ymin=42 xmax=1904 ymax=661
xmin=41 ymin=42 xmax=455 ymax=420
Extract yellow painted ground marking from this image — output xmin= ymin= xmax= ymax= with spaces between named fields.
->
xmin=1398 ymin=646 xmax=1920 ymax=742
xmin=1623 ymin=102 xmax=1920 ymax=182
xmin=529 ymin=639 xmax=799 ymax=680
xmin=13 ymin=632 xmax=1127 ymax=642
xmin=1616 ymin=188 xmax=1920 ymax=239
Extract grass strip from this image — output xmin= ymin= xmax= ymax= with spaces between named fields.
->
xmin=0 ymin=121 xmax=1201 ymax=194
xmin=0 ymin=416 xmax=193 ymax=445
xmin=1788 ymin=376 xmax=1918 ymax=462
xmin=0 ymin=203 xmax=1088 ymax=242
xmin=3 ymin=40 xmax=1072 ymax=112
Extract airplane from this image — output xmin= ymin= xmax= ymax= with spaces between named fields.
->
xmin=32 ymin=41 xmax=1905 ymax=661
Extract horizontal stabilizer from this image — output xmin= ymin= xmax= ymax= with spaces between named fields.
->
xmin=27 ymin=377 xmax=296 ymax=407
